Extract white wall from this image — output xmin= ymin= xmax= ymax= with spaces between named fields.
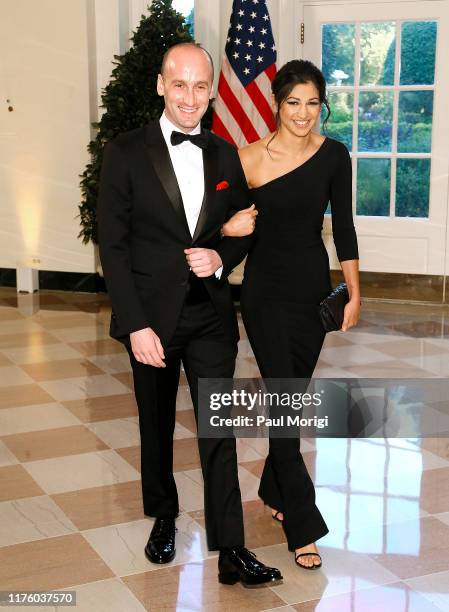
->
xmin=0 ymin=0 xmax=155 ymax=275
xmin=0 ymin=0 xmax=96 ymax=273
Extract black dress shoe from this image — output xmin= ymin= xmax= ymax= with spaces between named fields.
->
xmin=145 ymin=518 xmax=177 ymax=564
xmin=218 ymin=546 xmax=283 ymax=588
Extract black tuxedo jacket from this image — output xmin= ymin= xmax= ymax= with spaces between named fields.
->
xmin=97 ymin=120 xmax=252 ymax=347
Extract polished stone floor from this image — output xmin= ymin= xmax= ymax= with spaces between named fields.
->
xmin=0 ymin=288 xmax=449 ymax=611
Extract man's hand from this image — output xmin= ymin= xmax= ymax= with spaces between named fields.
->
xmin=184 ymin=248 xmax=223 ymax=277
xmin=222 ymin=204 xmax=258 ymax=237
xmin=130 ymin=327 xmax=165 ymax=367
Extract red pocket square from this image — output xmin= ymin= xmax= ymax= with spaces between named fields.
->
xmin=216 ymin=180 xmax=229 ymax=191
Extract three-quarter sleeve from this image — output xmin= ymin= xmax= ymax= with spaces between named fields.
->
xmin=330 ymin=143 xmax=359 ymax=261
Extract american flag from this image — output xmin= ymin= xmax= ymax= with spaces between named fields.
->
xmin=212 ymin=0 xmax=277 ymax=147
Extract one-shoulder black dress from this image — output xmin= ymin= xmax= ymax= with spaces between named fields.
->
xmin=240 ymin=137 xmax=358 ymax=550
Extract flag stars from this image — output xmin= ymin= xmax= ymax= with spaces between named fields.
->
xmin=225 ymin=3 xmax=275 ymax=79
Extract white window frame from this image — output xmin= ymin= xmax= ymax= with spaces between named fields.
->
xmin=324 ymin=19 xmax=435 ymax=219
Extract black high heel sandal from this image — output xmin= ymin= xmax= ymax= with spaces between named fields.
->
xmin=271 ymin=510 xmax=283 ymax=523
xmin=295 ymin=552 xmax=322 ymax=570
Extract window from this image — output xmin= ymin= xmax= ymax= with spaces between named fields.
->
xmin=322 ymin=21 xmax=437 ymax=218
xmin=173 ymin=0 xmax=194 ymax=37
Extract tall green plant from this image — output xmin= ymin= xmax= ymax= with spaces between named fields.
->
xmin=78 ymin=0 xmax=192 ymax=245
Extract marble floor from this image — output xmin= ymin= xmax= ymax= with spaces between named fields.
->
xmin=1 ymin=288 xmax=449 ymax=611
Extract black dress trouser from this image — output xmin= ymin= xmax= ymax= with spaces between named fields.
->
xmin=128 ymin=293 xmax=244 ymax=551
xmin=241 ymin=297 xmax=330 ymax=551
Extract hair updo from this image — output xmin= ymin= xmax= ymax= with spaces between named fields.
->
xmin=268 ymin=59 xmax=331 ymax=152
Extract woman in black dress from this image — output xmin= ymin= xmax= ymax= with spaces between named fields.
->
xmin=223 ymin=60 xmax=360 ymax=569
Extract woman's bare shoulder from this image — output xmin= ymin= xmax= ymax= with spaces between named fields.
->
xmin=238 ymin=137 xmax=270 ymax=166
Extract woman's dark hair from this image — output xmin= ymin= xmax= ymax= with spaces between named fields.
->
xmin=267 ymin=59 xmax=331 ymax=153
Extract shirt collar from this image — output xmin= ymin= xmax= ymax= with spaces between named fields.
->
xmin=160 ymin=111 xmax=201 ymax=145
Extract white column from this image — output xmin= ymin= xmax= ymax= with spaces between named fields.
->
xmin=193 ymin=0 xmax=221 ymax=91
xmin=129 ymin=0 xmax=153 ymax=37
xmin=86 ymin=0 xmax=122 ymax=124
xmin=86 ymin=0 xmax=151 ymax=126
xmin=276 ymin=0 xmax=303 ymax=64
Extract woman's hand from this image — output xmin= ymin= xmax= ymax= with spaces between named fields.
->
xmin=222 ymin=204 xmax=258 ymax=237
xmin=341 ymin=297 xmax=360 ymax=332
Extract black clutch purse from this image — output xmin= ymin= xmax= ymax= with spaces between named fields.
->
xmin=319 ymin=282 xmax=349 ymax=332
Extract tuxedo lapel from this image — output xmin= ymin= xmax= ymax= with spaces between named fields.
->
xmin=144 ymin=122 xmax=191 ymax=238
xmin=192 ymin=133 xmax=219 ymax=243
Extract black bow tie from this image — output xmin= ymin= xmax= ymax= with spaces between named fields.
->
xmin=170 ymin=130 xmax=208 ymax=149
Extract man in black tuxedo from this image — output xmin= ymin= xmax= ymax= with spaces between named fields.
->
xmin=97 ymin=42 xmax=281 ymax=587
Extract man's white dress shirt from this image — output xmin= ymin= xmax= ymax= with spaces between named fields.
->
xmin=159 ymin=112 xmax=222 ymax=278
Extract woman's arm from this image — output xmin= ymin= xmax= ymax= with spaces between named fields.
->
xmin=214 ymin=146 xmax=255 ymax=278
xmin=222 ymin=204 xmax=258 ymax=237
xmin=340 ymin=259 xmax=360 ymax=331
xmin=330 ymin=143 xmax=361 ymax=331
xmin=221 ymin=144 xmax=259 ymax=237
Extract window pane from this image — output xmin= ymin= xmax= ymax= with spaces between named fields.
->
xmin=357 ymin=159 xmax=391 ymax=216
xmin=185 ymin=9 xmax=194 ymax=36
xmin=324 ymin=92 xmax=353 ymax=151
xmin=400 ymin=21 xmax=437 ymax=85
xmin=322 ymin=24 xmax=355 ymax=86
xmin=398 ymin=91 xmax=433 ymax=153
xmin=358 ymin=92 xmax=393 ymax=153
xmin=396 ymin=159 xmax=430 ymax=218
xmin=360 ymin=22 xmax=396 ymax=86
xmin=173 ymin=0 xmax=194 ymax=36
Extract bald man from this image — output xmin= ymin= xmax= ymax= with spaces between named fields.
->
xmin=98 ymin=43 xmax=281 ymax=587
